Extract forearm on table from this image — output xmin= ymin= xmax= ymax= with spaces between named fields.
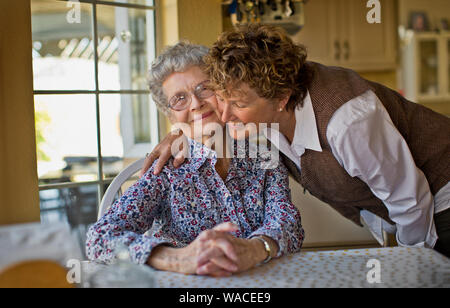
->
xmin=146 ymin=245 xmax=183 ymax=272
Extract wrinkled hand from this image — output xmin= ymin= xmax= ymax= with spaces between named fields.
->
xmin=175 ymin=222 xmax=240 ymax=277
xmin=195 ymin=224 xmax=266 ymax=277
xmin=140 ymin=129 xmax=187 ymax=177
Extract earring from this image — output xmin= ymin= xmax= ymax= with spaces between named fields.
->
xmin=279 ymin=108 xmax=283 ymax=112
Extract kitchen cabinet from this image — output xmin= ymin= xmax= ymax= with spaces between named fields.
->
xmin=292 ymin=0 xmax=339 ymax=66
xmin=293 ymin=0 xmax=397 ymax=71
xmin=401 ymin=31 xmax=450 ymax=115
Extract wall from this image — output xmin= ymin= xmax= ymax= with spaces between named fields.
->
xmin=156 ymin=0 xmax=179 ymax=50
xmin=0 ymin=0 xmax=40 ymax=225
xmin=360 ymin=71 xmax=398 ymax=91
xmin=177 ymin=0 xmax=223 ymax=47
xmin=157 ymin=0 xmax=223 ymax=48
xmin=290 ymin=180 xmax=376 ymax=248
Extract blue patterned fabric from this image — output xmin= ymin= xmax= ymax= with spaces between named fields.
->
xmin=86 ymin=138 xmax=304 ymax=265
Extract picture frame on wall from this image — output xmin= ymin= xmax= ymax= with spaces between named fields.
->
xmin=408 ymin=11 xmax=430 ymax=32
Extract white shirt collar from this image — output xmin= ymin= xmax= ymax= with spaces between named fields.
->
xmin=263 ymin=126 xmax=299 ymax=165
xmin=263 ymin=91 xmax=322 ymax=161
xmin=291 ymin=91 xmax=323 ymax=156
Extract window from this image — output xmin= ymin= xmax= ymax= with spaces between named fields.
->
xmin=31 ymin=0 xmax=158 ymax=249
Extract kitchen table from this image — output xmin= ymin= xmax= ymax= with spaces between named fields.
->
xmin=81 ymin=246 xmax=450 ymax=288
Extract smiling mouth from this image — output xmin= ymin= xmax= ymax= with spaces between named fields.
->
xmin=192 ymin=111 xmax=214 ymax=122
xmin=227 ymin=122 xmax=246 ymax=129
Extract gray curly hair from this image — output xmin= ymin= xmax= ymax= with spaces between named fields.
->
xmin=148 ymin=41 xmax=210 ymax=116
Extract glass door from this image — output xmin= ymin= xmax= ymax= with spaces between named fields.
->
xmin=417 ymin=38 xmax=439 ymax=98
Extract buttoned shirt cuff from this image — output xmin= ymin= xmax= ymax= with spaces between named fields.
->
xmin=395 ymin=231 xmax=438 ymax=249
xmin=129 ymin=235 xmax=177 ymax=265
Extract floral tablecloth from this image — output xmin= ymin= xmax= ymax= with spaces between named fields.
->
xmin=82 ymin=247 xmax=450 ymax=288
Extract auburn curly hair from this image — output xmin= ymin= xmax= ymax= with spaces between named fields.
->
xmin=204 ymin=24 xmax=313 ymax=110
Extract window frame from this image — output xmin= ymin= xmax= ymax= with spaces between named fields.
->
xmin=33 ymin=0 xmax=159 ymax=205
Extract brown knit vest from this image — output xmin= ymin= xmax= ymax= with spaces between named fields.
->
xmin=282 ymin=62 xmax=450 ymax=227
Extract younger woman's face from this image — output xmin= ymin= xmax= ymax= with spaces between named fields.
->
xmin=162 ymin=66 xmax=224 ymax=140
xmin=216 ymin=83 xmax=282 ymax=140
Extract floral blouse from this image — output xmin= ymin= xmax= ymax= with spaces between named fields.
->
xmin=86 ymin=138 xmax=304 ymax=265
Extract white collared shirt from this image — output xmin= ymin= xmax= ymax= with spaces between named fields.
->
xmin=264 ymin=90 xmax=449 ymax=248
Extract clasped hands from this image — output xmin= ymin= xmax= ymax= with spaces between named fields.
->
xmin=150 ymin=222 xmax=268 ymax=277
xmin=187 ymin=222 xmax=269 ymax=277
xmin=194 ymin=223 xmax=267 ymax=277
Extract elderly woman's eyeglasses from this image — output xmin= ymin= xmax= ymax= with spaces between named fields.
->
xmin=168 ymin=81 xmax=215 ymax=111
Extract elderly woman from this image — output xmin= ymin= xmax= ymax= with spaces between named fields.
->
xmin=86 ymin=42 xmax=304 ymax=277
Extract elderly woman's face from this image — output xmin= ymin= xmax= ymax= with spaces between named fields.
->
xmin=163 ymin=66 xmax=224 ymax=139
